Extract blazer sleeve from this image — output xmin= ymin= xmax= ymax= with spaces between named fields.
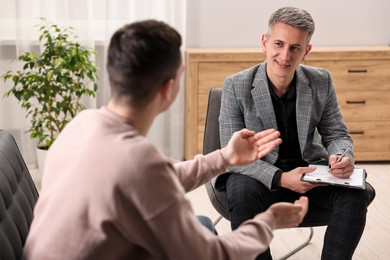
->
xmin=219 ymin=77 xmax=280 ymax=190
xmin=315 ymin=70 xmax=354 ymax=161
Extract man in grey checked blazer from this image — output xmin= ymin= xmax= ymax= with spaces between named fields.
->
xmin=218 ymin=7 xmax=374 ymax=260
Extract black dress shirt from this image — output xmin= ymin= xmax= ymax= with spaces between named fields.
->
xmin=268 ymin=76 xmax=308 ymax=188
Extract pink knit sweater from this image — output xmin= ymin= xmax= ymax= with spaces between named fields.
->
xmin=24 ymin=107 xmax=275 ymax=260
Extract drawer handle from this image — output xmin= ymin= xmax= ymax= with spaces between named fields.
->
xmin=348 ymin=69 xmax=367 ymax=73
xmin=346 ymin=100 xmax=366 ymax=104
xmin=350 ymin=131 xmax=365 ymax=135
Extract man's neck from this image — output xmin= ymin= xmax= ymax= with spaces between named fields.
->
xmin=267 ymin=73 xmax=295 ymax=97
xmin=269 ymin=79 xmax=293 ymax=97
xmin=106 ymin=100 xmax=155 ymax=136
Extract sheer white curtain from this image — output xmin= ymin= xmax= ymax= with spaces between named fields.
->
xmin=0 ymin=0 xmax=187 ymax=166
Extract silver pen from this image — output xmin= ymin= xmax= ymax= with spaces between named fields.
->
xmin=329 ymin=145 xmax=352 ymax=172
xmin=336 ymin=146 xmax=352 ymax=163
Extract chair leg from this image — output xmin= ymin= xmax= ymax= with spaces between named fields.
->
xmin=213 ymin=215 xmax=223 ymax=226
xmin=277 ymin=227 xmax=314 ymax=260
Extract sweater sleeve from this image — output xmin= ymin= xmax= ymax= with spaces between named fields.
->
xmin=173 ymin=150 xmax=227 ymax=192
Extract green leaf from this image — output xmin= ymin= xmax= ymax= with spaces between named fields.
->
xmin=28 ymin=52 xmax=36 ymax=60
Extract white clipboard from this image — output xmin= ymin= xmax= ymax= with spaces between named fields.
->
xmin=300 ymin=164 xmax=366 ymax=190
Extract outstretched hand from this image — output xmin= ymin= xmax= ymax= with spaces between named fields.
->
xmin=266 ymin=196 xmax=309 ymax=229
xmin=220 ymin=128 xmax=281 ymax=167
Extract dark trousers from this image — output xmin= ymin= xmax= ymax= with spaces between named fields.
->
xmin=226 ymin=173 xmax=370 ymax=260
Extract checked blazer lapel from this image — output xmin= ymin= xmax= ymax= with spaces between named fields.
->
xmin=295 ymin=67 xmax=313 ymax=154
xmin=251 ymin=64 xmax=279 ymax=162
xmin=251 ymin=64 xmax=278 ymax=131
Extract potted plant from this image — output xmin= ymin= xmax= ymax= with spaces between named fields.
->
xmin=1 ymin=19 xmax=98 ymax=169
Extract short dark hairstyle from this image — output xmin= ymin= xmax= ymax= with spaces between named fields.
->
xmin=267 ymin=7 xmax=315 ymax=43
xmin=107 ymin=20 xmax=182 ymax=108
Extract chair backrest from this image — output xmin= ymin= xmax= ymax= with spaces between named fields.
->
xmin=203 ymin=88 xmax=230 ymax=220
xmin=203 ymin=88 xmax=222 ymax=155
xmin=0 ymin=130 xmax=39 ymax=260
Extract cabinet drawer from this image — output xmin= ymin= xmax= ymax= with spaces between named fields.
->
xmin=307 ymin=60 xmax=390 ymax=91
xmin=346 ymin=121 xmax=390 ymax=153
xmin=338 ymin=91 xmax=390 ymax=121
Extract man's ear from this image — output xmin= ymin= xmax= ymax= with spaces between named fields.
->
xmin=160 ymin=79 xmax=175 ymax=102
xmin=261 ymin=34 xmax=268 ymax=52
xmin=302 ymin=44 xmax=312 ymax=61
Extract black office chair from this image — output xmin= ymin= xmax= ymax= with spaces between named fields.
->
xmin=203 ymin=88 xmax=376 ymax=259
xmin=0 ymin=130 xmax=39 ymax=260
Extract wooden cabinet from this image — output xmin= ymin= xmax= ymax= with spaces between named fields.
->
xmin=185 ymin=47 xmax=390 ymax=161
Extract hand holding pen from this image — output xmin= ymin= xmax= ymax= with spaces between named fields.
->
xmin=328 ymin=146 xmax=354 ymax=179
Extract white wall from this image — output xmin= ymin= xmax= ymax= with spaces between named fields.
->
xmin=186 ymin=0 xmax=390 ymax=48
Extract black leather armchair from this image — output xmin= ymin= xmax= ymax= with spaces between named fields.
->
xmin=203 ymin=88 xmax=375 ymax=259
xmin=0 ymin=130 xmax=39 ymax=260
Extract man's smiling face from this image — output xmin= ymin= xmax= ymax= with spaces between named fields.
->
xmin=262 ymin=22 xmax=312 ymax=85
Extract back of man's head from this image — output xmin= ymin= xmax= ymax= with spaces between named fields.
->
xmin=107 ymin=20 xmax=182 ymax=108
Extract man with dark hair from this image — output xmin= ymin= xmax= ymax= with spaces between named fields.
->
xmin=24 ymin=20 xmax=308 ymax=259
xmin=218 ymin=7 xmax=375 ymax=260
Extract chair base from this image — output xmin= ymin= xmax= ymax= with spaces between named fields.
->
xmin=277 ymin=227 xmax=314 ymax=260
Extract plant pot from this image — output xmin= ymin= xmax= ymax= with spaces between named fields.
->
xmin=36 ymin=147 xmax=48 ymax=175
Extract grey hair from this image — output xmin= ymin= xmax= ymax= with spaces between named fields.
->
xmin=267 ymin=7 xmax=315 ymax=43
